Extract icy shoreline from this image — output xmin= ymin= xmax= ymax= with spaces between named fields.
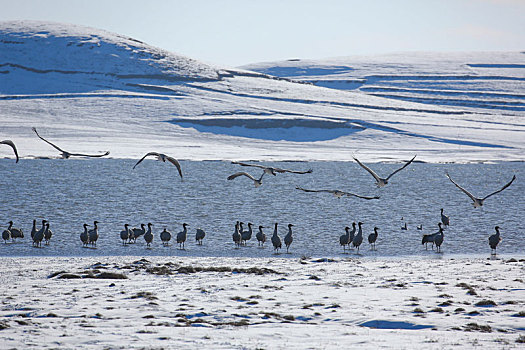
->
xmin=1 ymin=256 xmax=524 ymax=349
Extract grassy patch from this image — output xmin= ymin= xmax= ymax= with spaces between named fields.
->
xmin=464 ymin=322 xmax=492 ymax=333
xmin=475 ymin=300 xmax=497 ymax=307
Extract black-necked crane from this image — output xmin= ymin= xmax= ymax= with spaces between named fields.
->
xmin=80 ymin=223 xmax=89 ymax=247
xmin=231 ymin=161 xmax=312 ymax=176
xmin=160 ymin=228 xmax=171 ymax=246
xmin=120 ymin=224 xmax=130 ymax=245
xmin=352 ymin=222 xmax=364 ymax=252
xmin=176 ymin=223 xmax=188 ymax=249
xmin=195 ymin=228 xmax=206 ymax=245
xmin=88 ymin=221 xmax=99 ymax=247
xmin=353 ymin=155 xmax=416 ymax=187
xmin=440 ymin=208 xmax=450 ymax=227
xmin=32 ymin=127 xmax=109 ymax=159
xmin=144 ymin=223 xmax=154 ymax=247
xmin=296 ymin=186 xmax=379 ymax=200
xmin=489 ymin=226 xmax=502 ymax=255
xmin=284 ymin=224 xmax=294 ymax=253
xmin=232 ymin=221 xmax=241 ymax=248
xmin=446 ymin=173 xmax=516 ymax=208
xmin=133 ymin=152 xmax=183 ymax=180
xmin=340 ymin=226 xmax=351 ymax=253
xmin=256 ymin=225 xmax=266 ymax=247
xmin=368 ymin=227 xmax=378 ymax=250
xmin=271 ymin=223 xmax=281 ymax=253
xmin=227 ymin=171 xmax=265 ymax=187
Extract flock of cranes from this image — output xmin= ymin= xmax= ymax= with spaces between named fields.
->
xmin=1 ymin=127 xmax=519 ymax=256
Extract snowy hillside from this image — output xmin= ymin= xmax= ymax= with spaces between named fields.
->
xmin=0 ymin=21 xmax=524 ymax=162
xmin=240 ymin=52 xmax=525 ymax=113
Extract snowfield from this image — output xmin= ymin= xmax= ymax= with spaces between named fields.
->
xmin=1 ymin=256 xmax=524 ymax=349
xmin=1 ymin=21 xmax=524 ymax=162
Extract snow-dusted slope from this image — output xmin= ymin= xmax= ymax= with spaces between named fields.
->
xmin=0 ymin=21 xmax=523 ymax=162
xmin=241 ymin=52 xmax=525 ymax=114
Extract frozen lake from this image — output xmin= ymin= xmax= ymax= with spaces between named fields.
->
xmin=0 ymin=159 xmax=523 ymax=258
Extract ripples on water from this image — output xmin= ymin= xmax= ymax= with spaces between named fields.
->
xmin=0 ymin=159 xmax=523 ymax=258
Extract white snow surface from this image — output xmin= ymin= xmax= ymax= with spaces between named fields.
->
xmin=0 ymin=21 xmax=524 ymax=162
xmin=0 ymin=256 xmax=523 ymax=349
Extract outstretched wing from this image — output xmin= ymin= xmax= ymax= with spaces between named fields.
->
xmin=446 ymin=172 xmax=477 ymax=202
xmin=67 ymin=151 xmax=110 ymax=158
xmin=228 ymin=172 xmax=256 ymax=181
xmin=133 ymin=152 xmax=159 ymax=169
xmin=353 ymin=156 xmax=381 ymax=183
xmin=385 ymin=155 xmax=417 ymax=181
xmin=482 ymin=175 xmax=516 ymax=201
xmin=342 ymin=191 xmax=380 ymax=200
xmin=0 ymin=140 xmax=19 ymax=163
xmin=231 ymin=161 xmax=266 ymax=170
xmin=32 ymin=127 xmax=65 ymax=153
xmin=165 ymin=156 xmax=183 ymax=180
xmin=295 ymin=186 xmax=325 ymax=193
xmin=277 ymin=167 xmax=313 ymax=174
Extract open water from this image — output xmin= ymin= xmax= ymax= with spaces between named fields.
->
xmin=0 ymin=159 xmax=523 ymax=258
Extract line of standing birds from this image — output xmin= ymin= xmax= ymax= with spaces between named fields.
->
xmin=2 ymin=128 xmax=517 ymax=255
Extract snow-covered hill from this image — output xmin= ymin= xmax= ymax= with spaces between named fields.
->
xmin=240 ymin=52 xmax=525 ymax=113
xmin=0 ymin=21 xmax=523 ymax=162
